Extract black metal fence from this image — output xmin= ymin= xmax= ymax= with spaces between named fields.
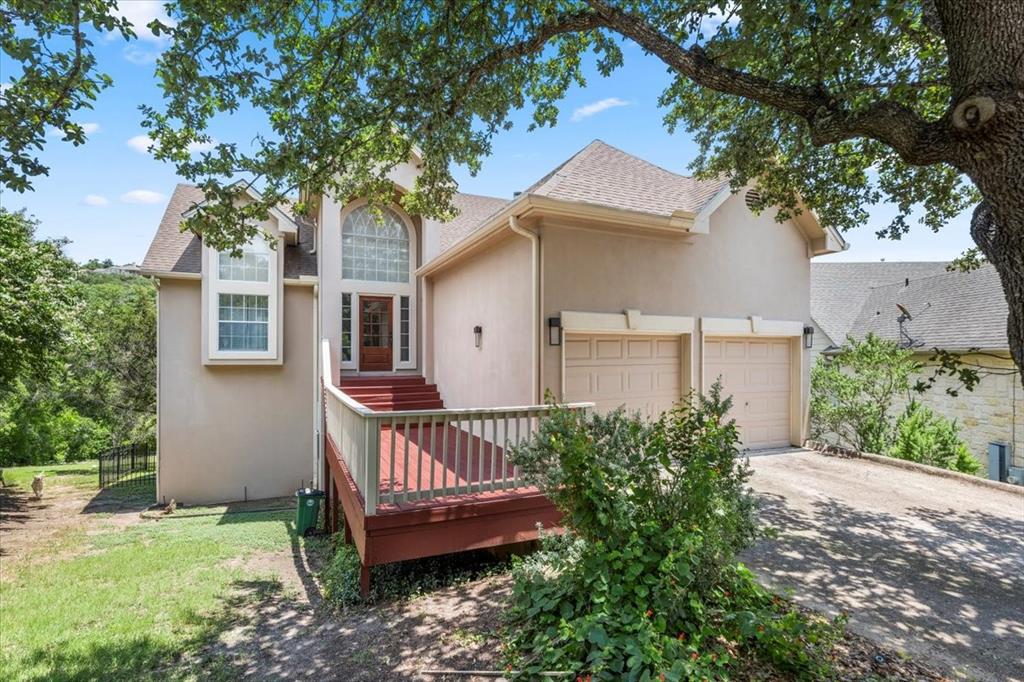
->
xmin=98 ymin=444 xmax=155 ymax=488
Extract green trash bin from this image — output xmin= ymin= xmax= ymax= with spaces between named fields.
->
xmin=295 ymin=487 xmax=325 ymax=536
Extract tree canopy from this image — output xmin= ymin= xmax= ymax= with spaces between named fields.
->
xmin=3 ymin=1 xmax=1023 ymax=380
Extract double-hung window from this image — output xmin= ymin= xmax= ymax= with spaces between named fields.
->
xmin=206 ymin=236 xmax=279 ymax=361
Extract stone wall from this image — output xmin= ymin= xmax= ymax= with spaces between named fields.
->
xmin=901 ymin=353 xmax=1022 ymax=470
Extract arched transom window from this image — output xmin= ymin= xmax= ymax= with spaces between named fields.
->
xmin=341 ymin=205 xmax=410 ymax=283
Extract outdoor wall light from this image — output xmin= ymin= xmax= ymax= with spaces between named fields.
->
xmin=803 ymin=325 xmax=814 ymax=350
xmin=548 ymin=317 xmax=562 ymax=346
xmin=473 ymin=325 xmax=483 ymax=349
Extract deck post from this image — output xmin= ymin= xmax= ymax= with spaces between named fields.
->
xmin=359 ymin=562 xmax=371 ymax=598
xmin=331 ymin=478 xmax=340 ymax=534
xmin=364 ymin=416 xmax=380 ymax=516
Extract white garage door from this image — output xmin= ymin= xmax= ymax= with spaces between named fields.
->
xmin=564 ymin=334 xmax=681 ymax=419
xmin=704 ymin=337 xmax=792 ymax=450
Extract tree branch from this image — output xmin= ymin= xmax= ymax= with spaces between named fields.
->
xmin=584 ymin=0 xmax=956 ymax=165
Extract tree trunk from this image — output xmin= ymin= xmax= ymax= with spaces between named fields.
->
xmin=968 ymin=201 xmax=1024 ymax=391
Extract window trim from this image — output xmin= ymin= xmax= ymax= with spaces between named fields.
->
xmin=202 ymin=234 xmax=283 ymax=364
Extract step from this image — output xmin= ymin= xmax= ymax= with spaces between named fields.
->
xmin=342 ymin=384 xmax=438 ymax=397
xmin=340 ymin=376 xmax=426 ymax=387
xmin=363 ymin=400 xmax=445 ymax=412
xmin=359 ymin=392 xmax=442 ymax=405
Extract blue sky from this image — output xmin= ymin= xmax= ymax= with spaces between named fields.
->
xmin=1 ymin=2 xmax=976 ymax=265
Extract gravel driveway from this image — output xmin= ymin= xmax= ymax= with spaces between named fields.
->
xmin=743 ymin=449 xmax=1024 ymax=682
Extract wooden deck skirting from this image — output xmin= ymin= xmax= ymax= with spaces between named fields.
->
xmin=323 ymin=433 xmax=561 ymax=596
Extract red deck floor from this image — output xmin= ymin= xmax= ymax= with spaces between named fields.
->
xmin=375 ymin=424 xmax=522 ymax=510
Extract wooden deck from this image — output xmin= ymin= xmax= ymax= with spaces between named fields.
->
xmin=323 ymin=430 xmax=560 ymax=595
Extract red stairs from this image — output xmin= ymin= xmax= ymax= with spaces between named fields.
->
xmin=339 ymin=375 xmax=444 ymax=411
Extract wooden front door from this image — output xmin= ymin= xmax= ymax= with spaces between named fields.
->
xmin=359 ymin=296 xmax=393 ymax=371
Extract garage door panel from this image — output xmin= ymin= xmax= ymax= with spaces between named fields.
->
xmin=704 ymin=336 xmax=792 ymax=450
xmin=565 ymin=334 xmax=682 ymax=420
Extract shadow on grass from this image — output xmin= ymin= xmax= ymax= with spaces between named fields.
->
xmin=81 ymin=479 xmax=156 ymax=515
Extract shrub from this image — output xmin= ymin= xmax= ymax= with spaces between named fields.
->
xmin=503 ymin=385 xmax=843 ymax=680
xmin=810 ymin=333 xmax=920 ymax=453
xmin=889 ymin=401 xmax=980 ymax=474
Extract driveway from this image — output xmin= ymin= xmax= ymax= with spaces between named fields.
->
xmin=743 ymin=449 xmax=1024 ymax=682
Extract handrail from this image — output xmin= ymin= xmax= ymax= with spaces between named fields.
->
xmin=321 ymin=338 xmax=593 ymax=515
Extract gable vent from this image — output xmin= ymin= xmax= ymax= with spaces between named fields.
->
xmin=744 ymin=189 xmax=763 ymax=211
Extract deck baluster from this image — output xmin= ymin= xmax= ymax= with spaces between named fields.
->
xmin=389 ymin=416 xmax=397 ymax=504
xmin=402 ymin=416 xmax=410 ymax=503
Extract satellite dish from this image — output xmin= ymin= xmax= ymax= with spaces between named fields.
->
xmin=896 ymin=303 xmax=912 ymax=321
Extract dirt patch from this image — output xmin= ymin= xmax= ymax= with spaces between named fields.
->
xmin=193 ymin=569 xmax=509 ymax=681
xmin=0 ymin=482 xmax=150 ymax=569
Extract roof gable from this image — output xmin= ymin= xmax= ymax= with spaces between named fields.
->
xmin=141 ymin=184 xmax=317 ymax=278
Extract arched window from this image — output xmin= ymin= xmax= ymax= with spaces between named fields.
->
xmin=341 ymin=205 xmax=410 ymax=283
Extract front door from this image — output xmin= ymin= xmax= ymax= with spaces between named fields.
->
xmin=359 ymin=296 xmax=393 ymax=371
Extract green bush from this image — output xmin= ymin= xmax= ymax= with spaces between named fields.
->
xmin=889 ymin=401 xmax=980 ymax=474
xmin=503 ymin=386 xmax=843 ymax=680
xmin=810 ymin=333 xmax=920 ymax=453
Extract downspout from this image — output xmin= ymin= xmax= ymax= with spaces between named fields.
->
xmin=312 ymin=283 xmax=321 ymax=488
xmin=509 ymin=216 xmax=540 ymax=403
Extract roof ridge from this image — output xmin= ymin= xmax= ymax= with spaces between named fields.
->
xmin=525 ymin=139 xmax=606 ymax=196
xmin=865 ymin=264 xmax=994 ymax=290
xmin=455 ymin=191 xmax=508 ymax=202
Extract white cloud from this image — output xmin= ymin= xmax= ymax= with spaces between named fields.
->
xmin=120 ymin=189 xmax=166 ymax=204
xmin=83 ymin=194 xmax=110 ymax=207
xmin=110 ymin=1 xmax=174 ymax=43
xmin=126 ymin=134 xmax=154 ymax=153
xmin=127 ymin=133 xmax=217 ymax=154
xmin=47 ymin=122 xmax=101 ymax=137
xmin=570 ymin=97 xmax=631 ymax=122
xmin=123 ymin=45 xmax=161 ymax=65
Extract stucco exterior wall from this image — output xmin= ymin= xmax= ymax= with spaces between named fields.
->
xmin=157 ymin=279 xmax=316 ymax=504
xmin=428 ymin=233 xmax=533 ymax=408
xmin=898 ymin=353 xmax=1023 ymax=469
xmin=540 ymin=193 xmax=814 ymax=425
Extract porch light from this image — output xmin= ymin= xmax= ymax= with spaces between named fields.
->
xmin=548 ymin=317 xmax=562 ymax=346
xmin=473 ymin=325 xmax=482 ymax=349
xmin=803 ymin=325 xmax=814 ymax=350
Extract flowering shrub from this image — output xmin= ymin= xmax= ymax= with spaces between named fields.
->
xmin=504 ymin=385 xmax=843 ymax=680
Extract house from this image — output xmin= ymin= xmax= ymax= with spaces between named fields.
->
xmin=810 ymin=262 xmax=1022 ymax=476
xmin=142 ymin=140 xmax=845 ymax=590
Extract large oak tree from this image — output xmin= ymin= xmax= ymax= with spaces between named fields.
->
xmin=4 ymin=1 xmax=1023 ymax=382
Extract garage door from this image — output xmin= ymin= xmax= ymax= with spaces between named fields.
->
xmin=704 ymin=337 xmax=791 ymax=449
xmin=563 ymin=334 xmax=681 ymax=419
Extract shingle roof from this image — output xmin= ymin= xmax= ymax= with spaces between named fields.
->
xmin=846 ymin=265 xmax=1008 ymax=351
xmin=141 ymin=184 xmax=317 ymax=278
xmin=526 ymin=140 xmax=730 ymax=217
xmin=810 ymin=262 xmax=950 ymax=343
xmin=428 ymin=192 xmax=509 ymax=252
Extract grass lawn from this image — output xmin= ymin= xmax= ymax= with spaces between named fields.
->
xmin=0 ymin=467 xmax=304 ymax=682
xmin=2 ymin=460 xmax=100 ymax=491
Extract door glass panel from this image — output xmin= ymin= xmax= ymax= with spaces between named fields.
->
xmin=361 ymin=300 xmax=390 ymax=348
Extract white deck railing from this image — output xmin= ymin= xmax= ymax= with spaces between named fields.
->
xmin=321 ymin=338 xmax=592 ymax=515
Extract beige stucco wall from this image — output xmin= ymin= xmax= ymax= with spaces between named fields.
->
xmin=157 ymin=279 xmax=316 ymax=504
xmin=540 ymin=193 xmax=814 ymax=436
xmin=898 ymin=353 xmax=1023 ymax=469
xmin=428 ymin=233 xmax=534 ymax=408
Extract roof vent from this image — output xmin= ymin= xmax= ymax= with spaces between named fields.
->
xmin=513 ymin=191 xmax=522 ymax=198
xmin=744 ymin=189 xmax=763 ymax=211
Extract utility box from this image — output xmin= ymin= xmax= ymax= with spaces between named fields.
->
xmin=988 ymin=442 xmax=1009 ymax=482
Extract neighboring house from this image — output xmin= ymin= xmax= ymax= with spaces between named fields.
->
xmin=810 ymin=262 xmax=1022 ymax=474
xmin=91 ymin=262 xmax=142 ymax=276
xmin=143 ymin=140 xmax=845 ymax=588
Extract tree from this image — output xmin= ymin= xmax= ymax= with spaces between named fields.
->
xmin=0 ymin=1 xmax=136 ymax=190
xmin=5 ymin=3 xmax=1024 ymax=383
xmin=809 ymin=334 xmax=921 ymax=453
xmin=0 ymin=208 xmax=80 ymax=398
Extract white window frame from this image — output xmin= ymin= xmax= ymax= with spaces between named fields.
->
xmin=338 ymin=199 xmax=417 ymax=371
xmin=203 ymin=235 xmax=282 ymax=363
